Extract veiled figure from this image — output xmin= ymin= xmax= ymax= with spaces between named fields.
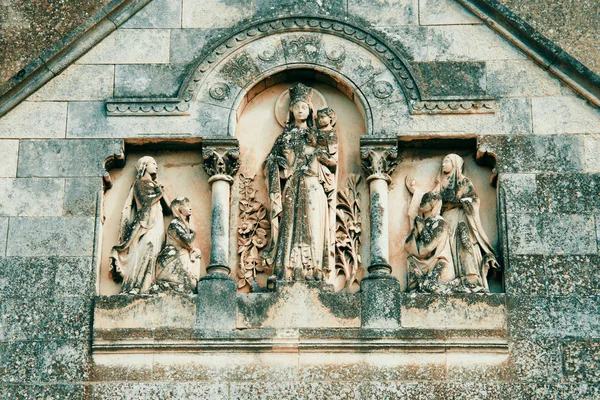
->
xmin=405 ymin=191 xmax=456 ymax=293
xmin=110 ymin=156 xmax=167 ymax=294
xmin=434 ymin=154 xmax=500 ymax=292
xmin=263 ymin=84 xmax=337 ymax=281
xmin=155 ymin=197 xmax=201 ymax=293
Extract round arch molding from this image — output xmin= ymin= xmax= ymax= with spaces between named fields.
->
xmin=177 ymin=17 xmax=422 ymax=136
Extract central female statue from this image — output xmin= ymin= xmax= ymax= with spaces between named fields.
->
xmin=262 ymin=83 xmax=337 ymax=281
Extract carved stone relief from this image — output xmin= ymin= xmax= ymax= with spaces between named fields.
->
xmin=107 ymin=156 xmax=206 ymax=295
xmin=404 ymin=154 xmax=501 ymax=293
xmin=233 ymin=80 xmax=366 ymax=291
xmin=389 ymin=150 xmax=501 ymax=293
xmin=335 ymin=174 xmax=363 ymax=291
xmin=237 ymin=174 xmax=270 ymax=291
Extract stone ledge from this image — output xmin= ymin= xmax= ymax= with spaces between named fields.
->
xmin=93 ymin=290 xmax=508 ymax=352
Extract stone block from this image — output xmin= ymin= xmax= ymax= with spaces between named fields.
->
xmin=487 ymin=60 xmax=562 ymax=98
xmin=91 ymin=353 xmax=153 ymax=381
xmin=506 ymin=296 xmax=554 ymax=339
xmin=361 ymin=275 xmax=401 ymax=329
xmin=183 ymin=0 xmax=251 ymax=29
xmin=506 ymin=213 xmax=545 ymax=255
xmin=66 ymin=102 xmax=201 ymax=138
xmin=498 ymin=174 xmax=539 ymax=214
xmin=0 ymin=257 xmax=92 ymax=299
xmin=28 ymin=64 xmax=114 ymax=101
xmin=378 ymin=25 xmax=525 ymax=62
xmin=563 ymin=340 xmax=600 ymax=382
xmin=477 ymin=98 xmax=532 ymax=135
xmin=508 ymin=339 xmax=563 ymax=382
xmin=54 ymin=258 xmax=93 ymax=297
xmin=93 ymin=382 xmax=228 ymax=399
xmin=348 ymin=0 xmax=417 ymax=26
xmin=544 ymin=255 xmax=600 ymax=296
xmin=419 ymin=0 xmax=480 ymax=25
xmin=64 ymin=177 xmax=102 ymax=217
xmin=237 ymin=282 xmax=360 ymax=329
xmin=196 ymin=275 xmax=237 ymax=330
xmin=0 ymin=102 xmax=66 ymax=139
xmin=0 ymin=178 xmax=64 ymax=217
xmin=446 ymin=352 xmax=510 ymax=382
xmin=1 ymin=297 xmax=90 ymax=341
xmin=504 ymin=255 xmax=547 ymax=296
xmin=0 ymin=218 xmax=6 ymax=257
xmin=584 ymin=136 xmax=600 ymax=172
xmin=39 ymin=340 xmax=89 ymax=382
xmin=0 ymin=341 xmax=42 ymax=383
xmin=536 ymin=173 xmax=600 ymax=214
xmin=401 ymin=293 xmax=506 ymax=330
xmin=169 ymin=28 xmax=230 ymax=64
xmin=0 ymin=140 xmax=18 ymax=177
xmin=478 ymin=135 xmax=586 ymax=174
xmin=114 ymin=64 xmax=188 ymax=98
xmin=508 ymin=296 xmax=600 ymax=339
xmin=17 ymin=139 xmax=123 ymax=177
xmin=432 ymin=382 xmax=506 ymax=399
xmin=78 ymin=29 xmax=170 ymax=64
xmin=412 ymin=61 xmax=486 ymax=99
xmin=6 ymin=217 xmax=95 ymax=257
xmin=1 ymin=298 xmax=52 ymax=341
xmin=364 ymin=353 xmax=446 ymax=381
xmin=122 ymin=0 xmax=182 ymax=29
xmin=0 ymin=257 xmax=55 ymax=299
xmin=532 ymin=96 xmax=600 ymax=135
xmin=0 ymin=384 xmax=90 ymax=399
xmin=255 ymin=0 xmax=346 ymax=20
xmin=541 ymin=213 xmax=597 ymax=255
xmin=94 ymin=294 xmax=196 ymax=330
xmin=361 ymin=382 xmax=434 ymax=399
xmin=153 ymin=352 xmax=298 ymax=382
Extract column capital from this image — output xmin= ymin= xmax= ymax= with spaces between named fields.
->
xmin=360 ymin=136 xmax=399 ymax=183
xmin=202 ymin=137 xmax=240 ymax=184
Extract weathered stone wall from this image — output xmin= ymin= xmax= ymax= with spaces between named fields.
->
xmin=0 ymin=0 xmax=599 ymax=398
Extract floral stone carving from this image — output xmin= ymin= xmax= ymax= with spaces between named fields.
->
xmin=335 ymin=174 xmax=363 ymax=290
xmin=237 ymin=174 xmax=270 ymax=291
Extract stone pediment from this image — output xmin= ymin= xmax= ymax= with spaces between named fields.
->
xmin=1 ymin=0 xmax=600 ymax=121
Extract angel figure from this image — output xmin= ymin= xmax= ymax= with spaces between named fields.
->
xmin=110 ymin=156 xmax=168 ymax=294
xmin=154 ymin=197 xmax=202 ymax=293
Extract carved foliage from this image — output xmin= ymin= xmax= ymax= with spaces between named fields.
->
xmin=360 ymin=145 xmax=398 ymax=183
xmin=202 ymin=146 xmax=240 ymax=178
xmin=335 ymin=174 xmax=363 ymax=289
xmin=237 ymin=174 xmax=270 ymax=290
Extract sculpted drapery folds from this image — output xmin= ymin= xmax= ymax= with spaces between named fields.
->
xmin=110 ymin=156 xmax=168 ymax=295
xmin=262 ymin=83 xmax=338 ymax=281
xmin=406 ymin=154 xmax=500 ymax=293
xmin=155 ymin=197 xmax=202 ymax=293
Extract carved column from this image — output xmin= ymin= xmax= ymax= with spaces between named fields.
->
xmin=202 ymin=137 xmax=240 ymax=276
xmin=360 ymin=136 xmax=398 ymax=276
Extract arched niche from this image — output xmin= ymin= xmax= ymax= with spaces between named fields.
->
xmin=181 ymin=19 xmax=414 ymax=136
xmin=231 ymin=69 xmax=369 ymax=292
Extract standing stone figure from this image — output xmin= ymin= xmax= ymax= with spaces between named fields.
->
xmin=155 ymin=197 xmax=201 ymax=293
xmin=404 ymin=190 xmax=457 ymax=293
xmin=262 ymin=83 xmax=337 ymax=281
xmin=109 ymin=156 xmax=167 ymax=294
xmin=406 ymin=154 xmax=500 ymax=292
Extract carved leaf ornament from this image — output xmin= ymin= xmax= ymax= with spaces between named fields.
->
xmin=237 ymin=174 xmax=271 ymax=290
xmin=335 ymin=174 xmax=363 ymax=289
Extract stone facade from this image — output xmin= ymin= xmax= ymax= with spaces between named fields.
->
xmin=0 ymin=0 xmax=600 ymax=399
